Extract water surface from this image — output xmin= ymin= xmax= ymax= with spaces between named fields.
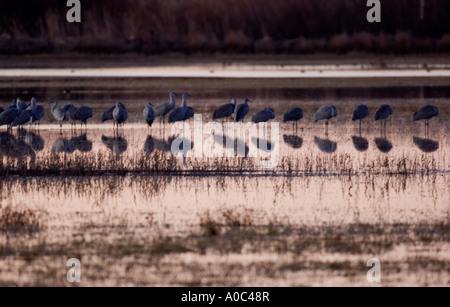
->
xmin=0 ymin=77 xmax=448 ymax=286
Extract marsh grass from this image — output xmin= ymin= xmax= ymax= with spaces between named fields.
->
xmin=0 ymin=204 xmax=43 ymax=233
xmin=2 ymin=205 xmax=447 ymax=285
xmin=0 ymin=147 xmax=444 ymax=178
xmin=195 ymin=208 xmax=431 ymax=255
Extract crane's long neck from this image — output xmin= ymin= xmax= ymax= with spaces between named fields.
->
xmin=170 ymin=93 xmax=176 ymax=107
xmin=182 ymin=95 xmax=187 ymax=109
xmin=52 ymin=101 xmax=57 ymax=112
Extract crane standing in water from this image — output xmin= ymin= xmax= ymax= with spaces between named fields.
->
xmin=102 ymin=102 xmax=128 ymax=134
xmin=413 ymin=105 xmax=439 ymax=135
xmin=375 ymin=104 xmax=393 ymax=134
xmin=169 ymin=93 xmax=190 ymax=123
xmin=314 ymin=104 xmax=338 ymax=135
xmin=51 ymin=100 xmax=68 ymax=133
xmin=283 ymin=107 xmax=303 ymax=132
xmin=213 ymin=98 xmax=237 ymax=122
xmin=154 ymin=92 xmax=177 ymax=124
xmin=352 ymin=104 xmax=369 ymax=133
xmin=143 ymin=102 xmax=155 ymax=131
xmin=235 ymin=98 xmax=251 ymax=122
xmin=74 ymin=106 xmax=93 ymax=130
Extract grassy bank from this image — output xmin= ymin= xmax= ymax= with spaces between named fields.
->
xmin=1 ymin=0 xmax=450 ymax=55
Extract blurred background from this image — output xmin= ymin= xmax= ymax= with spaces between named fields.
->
xmin=0 ymin=0 xmax=449 ymax=56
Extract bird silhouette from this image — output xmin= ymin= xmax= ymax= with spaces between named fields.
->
xmin=352 ymin=104 xmax=369 ymax=132
xmin=103 ymin=102 xmax=128 ymax=133
xmin=11 ymin=108 xmax=31 ymax=130
xmin=74 ymin=106 xmax=93 ymax=130
xmin=283 ymin=107 xmax=303 ymax=131
xmin=0 ymin=107 xmax=20 ymax=131
xmin=27 ymin=98 xmax=45 ymax=128
xmin=252 ymin=108 xmax=275 ymax=123
xmin=168 ymin=93 xmax=190 ymax=123
xmin=413 ymin=105 xmax=439 ymax=135
xmin=375 ymin=104 xmax=393 ymax=134
xmin=51 ymin=100 xmax=68 ymax=131
xmin=213 ymin=99 xmax=237 ymax=121
xmin=314 ymin=105 xmax=338 ymax=123
xmin=154 ymin=92 xmax=177 ymax=124
xmin=143 ymin=102 xmax=155 ymax=128
xmin=113 ymin=102 xmax=128 ymax=125
xmin=314 ymin=104 xmax=337 ymax=135
xmin=235 ymin=98 xmax=251 ymax=122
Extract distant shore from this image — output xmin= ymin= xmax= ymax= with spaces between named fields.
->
xmin=2 ymin=53 xmax=450 ymax=69
xmin=1 ymin=53 xmax=450 ymax=90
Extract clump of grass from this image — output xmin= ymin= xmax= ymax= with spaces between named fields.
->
xmin=151 ymin=236 xmax=191 ymax=255
xmin=0 ymin=205 xmax=42 ymax=233
xmin=199 ymin=207 xmax=255 ymax=236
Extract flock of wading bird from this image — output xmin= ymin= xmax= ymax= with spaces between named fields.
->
xmin=0 ymin=92 xmax=440 ymax=135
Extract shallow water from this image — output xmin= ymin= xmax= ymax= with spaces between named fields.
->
xmin=0 ymin=78 xmax=449 ymax=286
xmin=1 ymin=118 xmax=448 ymax=224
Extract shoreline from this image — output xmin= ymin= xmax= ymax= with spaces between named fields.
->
xmin=1 ymin=66 xmax=450 ymax=79
xmin=2 ymin=53 xmax=450 ymax=69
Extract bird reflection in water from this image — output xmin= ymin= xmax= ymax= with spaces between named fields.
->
xmin=18 ymin=129 xmax=45 ymax=152
xmin=73 ymin=134 xmax=93 ymax=152
xmin=374 ymin=137 xmax=393 ymax=153
xmin=143 ymin=135 xmax=155 ymax=156
xmin=153 ymin=136 xmax=172 ymax=153
xmin=251 ymin=137 xmax=274 ymax=153
xmin=351 ymin=135 xmax=369 ymax=152
xmin=168 ymin=136 xmax=193 ymax=166
xmin=212 ymin=134 xmax=249 ymax=157
xmin=101 ymin=135 xmax=128 ymax=156
xmin=314 ymin=136 xmax=337 ymax=153
xmin=52 ymin=137 xmax=75 ymax=154
xmin=283 ymin=135 xmax=303 ymax=149
xmin=0 ymin=131 xmax=36 ymax=163
xmin=52 ymin=133 xmax=93 ymax=154
xmin=413 ymin=136 xmax=439 ymax=153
